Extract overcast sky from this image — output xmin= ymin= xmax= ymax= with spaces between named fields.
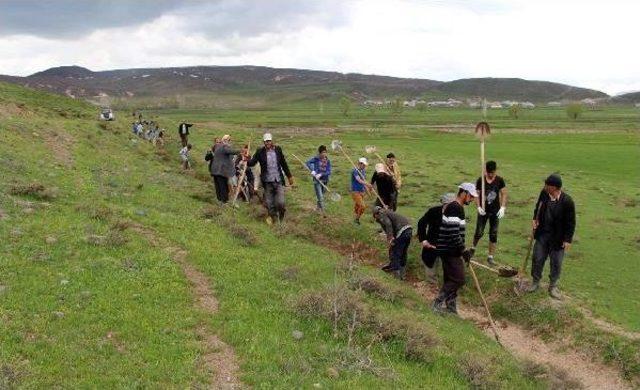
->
xmin=0 ymin=0 xmax=637 ymax=95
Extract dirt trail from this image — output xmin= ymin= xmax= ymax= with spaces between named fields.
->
xmin=129 ymin=224 xmax=242 ymax=389
xmin=411 ymin=280 xmax=632 ymax=390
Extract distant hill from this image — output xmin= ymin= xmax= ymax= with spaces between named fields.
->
xmin=433 ymin=78 xmax=608 ymax=102
xmin=614 ymin=91 xmax=640 ymax=103
xmin=0 ymin=65 xmax=609 ymax=106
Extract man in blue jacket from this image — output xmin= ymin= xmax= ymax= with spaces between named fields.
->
xmin=306 ymin=145 xmax=332 ymax=212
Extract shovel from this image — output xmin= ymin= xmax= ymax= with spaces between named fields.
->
xmin=469 ymin=262 xmax=502 ymax=345
xmin=291 ymin=153 xmax=341 ymax=202
xmin=364 ymin=145 xmax=398 ymax=182
xmin=470 ymin=260 xmax=518 ymax=278
xmin=475 ymin=122 xmax=491 ymax=211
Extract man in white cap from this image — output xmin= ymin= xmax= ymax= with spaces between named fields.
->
xmin=351 ymin=157 xmax=371 ymax=225
xmin=248 ymin=133 xmax=294 ymax=224
xmin=432 ymin=183 xmax=478 ymax=315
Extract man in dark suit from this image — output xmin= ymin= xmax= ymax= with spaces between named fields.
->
xmin=248 ymin=133 xmax=294 ymax=224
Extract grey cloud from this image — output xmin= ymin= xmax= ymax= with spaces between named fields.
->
xmin=0 ymin=0 xmax=192 ymax=38
xmin=0 ymin=0 xmax=349 ymax=39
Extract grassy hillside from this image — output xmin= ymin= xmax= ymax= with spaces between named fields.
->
xmin=0 ymin=83 xmax=556 ymax=387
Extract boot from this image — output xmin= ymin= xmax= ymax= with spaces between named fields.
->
xmin=445 ymin=297 xmax=458 ymax=315
xmin=526 ymin=280 xmax=540 ymax=293
xmin=432 ymin=292 xmax=446 ymax=314
xmin=549 ymin=285 xmax=562 ymax=300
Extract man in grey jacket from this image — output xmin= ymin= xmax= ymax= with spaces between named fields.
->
xmin=211 ymin=135 xmax=240 ymax=203
xmin=373 ymin=206 xmax=412 ymax=279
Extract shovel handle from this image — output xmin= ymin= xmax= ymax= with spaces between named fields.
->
xmin=469 ymin=263 xmax=502 ymax=345
xmin=470 ymin=260 xmax=499 ymax=274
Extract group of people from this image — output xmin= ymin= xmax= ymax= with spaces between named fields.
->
xmin=131 ymin=119 xmax=165 ymax=146
xmin=170 ymin=123 xmax=576 ymax=314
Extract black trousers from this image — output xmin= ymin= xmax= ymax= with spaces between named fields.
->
xmin=439 ymin=255 xmax=466 ymax=301
xmin=179 ymin=133 xmax=188 ymax=147
xmin=474 ymin=213 xmax=500 ymax=243
xmin=389 ymin=228 xmax=412 ymax=269
xmin=213 ymin=175 xmax=229 ymax=203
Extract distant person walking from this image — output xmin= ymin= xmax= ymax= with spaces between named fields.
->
xmin=248 ymin=133 xmax=294 ymax=224
xmin=351 ymin=157 xmax=371 ymax=225
xmin=178 ymin=121 xmax=193 ymax=147
xmin=472 ymin=160 xmax=508 ymax=265
xmin=211 ymin=135 xmax=240 ymax=203
xmin=432 ymin=183 xmax=478 ymax=315
xmin=527 ymin=174 xmax=576 ymax=299
xmin=179 ymin=144 xmax=192 ymax=170
xmin=305 ymin=145 xmax=332 ymax=212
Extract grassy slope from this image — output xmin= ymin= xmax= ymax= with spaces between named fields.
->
xmin=0 ymin=84 xmax=547 ymax=387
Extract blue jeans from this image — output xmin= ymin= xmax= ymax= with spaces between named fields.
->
xmin=313 ymin=181 xmax=326 ymax=210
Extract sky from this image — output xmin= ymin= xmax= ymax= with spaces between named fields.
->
xmin=0 ymin=0 xmax=637 ymax=95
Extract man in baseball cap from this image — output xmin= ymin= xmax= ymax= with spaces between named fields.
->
xmin=351 ymin=157 xmax=371 ymax=225
xmin=248 ymin=132 xmax=294 ymax=224
xmin=528 ymin=173 xmax=576 ymax=299
xmin=431 ymin=182 xmax=477 ymax=315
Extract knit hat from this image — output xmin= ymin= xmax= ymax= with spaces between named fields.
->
xmin=545 ymin=173 xmax=562 ymax=188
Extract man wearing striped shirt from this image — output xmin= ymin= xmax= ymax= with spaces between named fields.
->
xmin=432 ymin=183 xmax=478 ymax=315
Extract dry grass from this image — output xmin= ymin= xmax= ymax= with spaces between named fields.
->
xmin=9 ymin=182 xmax=57 ymax=201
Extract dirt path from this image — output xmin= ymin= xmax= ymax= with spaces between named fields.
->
xmin=411 ymin=280 xmax=631 ymax=390
xmin=129 ymin=224 xmax=242 ymax=389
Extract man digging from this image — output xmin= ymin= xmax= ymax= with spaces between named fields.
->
xmin=373 ymin=206 xmax=412 ymax=280
xmin=527 ymin=174 xmax=576 ymax=299
xmin=432 ymin=183 xmax=478 ymax=315
xmin=472 ymin=160 xmax=507 ymax=265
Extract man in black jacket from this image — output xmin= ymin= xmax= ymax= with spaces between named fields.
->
xmin=211 ymin=135 xmax=240 ymax=203
xmin=528 ymin=174 xmax=576 ymax=299
xmin=178 ymin=121 xmax=193 ymax=147
xmin=248 ymin=133 xmax=294 ymax=223
xmin=417 ymin=192 xmax=456 ymax=283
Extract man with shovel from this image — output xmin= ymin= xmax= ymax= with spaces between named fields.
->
xmin=351 ymin=157 xmax=371 ymax=225
xmin=432 ymin=183 xmax=478 ymax=315
xmin=527 ymin=174 xmax=576 ymax=299
xmin=248 ymin=133 xmax=294 ymax=224
xmin=472 ymin=160 xmax=507 ymax=265
xmin=305 ymin=145 xmax=332 ymax=212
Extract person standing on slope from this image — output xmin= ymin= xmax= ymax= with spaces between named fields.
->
xmin=248 ymin=133 xmax=294 ymax=224
xmin=373 ymin=206 xmax=412 ymax=280
xmin=351 ymin=157 xmax=371 ymax=225
xmin=432 ymin=183 xmax=478 ymax=315
xmin=371 ymin=163 xmax=397 ymax=210
xmin=178 ymin=121 xmax=193 ymax=147
xmin=211 ymin=135 xmax=240 ymax=203
xmin=305 ymin=145 xmax=332 ymax=212
xmin=472 ymin=160 xmax=508 ymax=265
xmin=527 ymin=174 xmax=576 ymax=300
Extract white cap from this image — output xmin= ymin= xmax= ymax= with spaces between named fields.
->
xmin=458 ymin=182 xmax=478 ymax=197
xmin=375 ymin=163 xmax=386 ymax=173
xmin=263 ymin=133 xmax=273 ymax=141
xmin=358 ymin=157 xmax=368 ymax=165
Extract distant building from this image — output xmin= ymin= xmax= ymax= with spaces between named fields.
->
xmin=520 ymin=101 xmax=536 ymax=109
xmin=635 ymin=102 xmax=640 ymax=108
xmin=547 ymin=101 xmax=563 ymax=107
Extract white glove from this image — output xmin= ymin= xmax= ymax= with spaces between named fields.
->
xmin=497 ymin=206 xmax=506 ymax=219
xmin=315 ymin=173 xmax=322 ymax=180
xmin=311 ymin=170 xmax=317 ymax=176
xmin=477 ymin=206 xmax=486 ymax=216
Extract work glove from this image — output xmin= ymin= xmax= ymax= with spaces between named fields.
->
xmin=462 ymin=247 xmax=475 ymax=264
xmin=477 ymin=207 xmax=486 ymax=216
xmin=315 ymin=173 xmax=322 ymax=180
xmin=311 ymin=170 xmax=317 ymax=176
xmin=497 ymin=206 xmax=506 ymax=219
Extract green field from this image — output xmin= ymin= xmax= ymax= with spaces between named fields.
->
xmin=1 ymin=81 xmax=639 ymax=388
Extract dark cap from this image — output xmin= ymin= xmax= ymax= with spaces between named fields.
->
xmin=545 ymin=174 xmax=562 ymax=188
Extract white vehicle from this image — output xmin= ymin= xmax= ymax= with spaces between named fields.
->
xmin=99 ymin=108 xmax=114 ymax=121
